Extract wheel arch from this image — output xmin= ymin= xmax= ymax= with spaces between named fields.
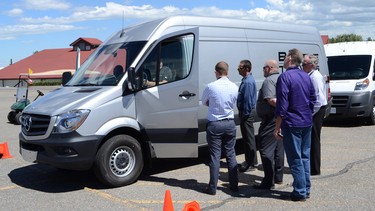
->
xmin=97 ymin=126 xmax=153 ymax=169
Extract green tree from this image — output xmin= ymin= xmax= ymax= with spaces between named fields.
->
xmin=329 ymin=33 xmax=363 ymax=43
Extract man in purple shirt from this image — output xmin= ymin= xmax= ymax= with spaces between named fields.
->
xmin=274 ymin=48 xmax=316 ymax=201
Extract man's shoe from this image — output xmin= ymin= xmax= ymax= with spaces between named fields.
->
xmin=202 ymin=187 xmax=216 ymax=195
xmin=275 ymin=181 xmax=283 ymax=185
xmin=229 ymin=186 xmax=239 ymax=193
xmin=231 ymin=189 xmax=245 ymax=197
xmin=290 ymin=194 xmax=306 ymax=202
xmin=238 ymin=162 xmax=249 ymax=171
xmin=238 ymin=163 xmax=256 ymax=172
xmin=253 ymin=184 xmax=275 ymax=190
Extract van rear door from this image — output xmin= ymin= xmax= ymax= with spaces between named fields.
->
xmin=135 ymin=29 xmax=199 ymax=158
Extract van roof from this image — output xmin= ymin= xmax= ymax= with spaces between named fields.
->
xmin=104 ymin=15 xmax=321 ymax=45
xmin=324 ymin=41 xmax=375 ymax=56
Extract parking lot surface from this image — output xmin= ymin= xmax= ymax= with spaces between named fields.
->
xmin=1 ymin=86 xmax=375 ymax=210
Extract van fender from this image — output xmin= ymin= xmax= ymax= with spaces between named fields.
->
xmin=95 ymin=117 xmax=140 ymax=136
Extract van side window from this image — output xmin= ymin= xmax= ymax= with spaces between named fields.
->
xmin=140 ymin=34 xmax=194 ymax=88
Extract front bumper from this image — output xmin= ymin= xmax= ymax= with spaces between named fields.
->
xmin=19 ymin=132 xmax=104 ymax=170
xmin=330 ymin=91 xmax=373 ymax=117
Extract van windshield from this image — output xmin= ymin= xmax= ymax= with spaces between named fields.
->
xmin=328 ymin=55 xmax=371 ymax=80
xmin=66 ymin=41 xmax=146 ymax=86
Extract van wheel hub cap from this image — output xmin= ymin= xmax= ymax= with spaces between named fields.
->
xmin=109 ymin=147 xmax=135 ymax=177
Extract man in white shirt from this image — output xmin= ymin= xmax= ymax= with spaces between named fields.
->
xmin=201 ymin=61 xmax=239 ymax=195
xmin=303 ymin=54 xmax=328 ymax=176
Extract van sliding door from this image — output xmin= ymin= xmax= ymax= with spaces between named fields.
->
xmin=135 ymin=28 xmax=199 ymax=158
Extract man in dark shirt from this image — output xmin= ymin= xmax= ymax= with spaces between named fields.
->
xmin=274 ymin=48 xmax=316 ymax=201
xmin=254 ymin=59 xmax=284 ymax=190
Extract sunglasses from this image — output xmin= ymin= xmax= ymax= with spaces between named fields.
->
xmin=263 ymin=66 xmax=272 ymax=69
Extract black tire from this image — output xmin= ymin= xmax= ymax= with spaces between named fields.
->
xmin=366 ymin=104 xmax=375 ymax=125
xmin=94 ymin=135 xmax=144 ymax=187
xmin=7 ymin=111 xmax=16 ymax=124
xmin=15 ymin=112 xmax=23 ymax=125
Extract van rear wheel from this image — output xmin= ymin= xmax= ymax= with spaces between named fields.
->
xmin=94 ymin=135 xmax=144 ymax=187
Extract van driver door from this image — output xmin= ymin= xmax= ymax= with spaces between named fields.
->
xmin=135 ymin=29 xmax=199 ymax=158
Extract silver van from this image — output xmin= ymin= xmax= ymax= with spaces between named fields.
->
xmin=19 ymin=16 xmax=329 ymax=187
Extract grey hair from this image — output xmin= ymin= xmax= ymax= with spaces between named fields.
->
xmin=307 ymin=54 xmax=319 ymax=66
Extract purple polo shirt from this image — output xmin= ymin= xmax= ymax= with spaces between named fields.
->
xmin=275 ymin=67 xmax=316 ymax=128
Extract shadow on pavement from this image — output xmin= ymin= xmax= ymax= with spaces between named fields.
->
xmin=8 ymin=164 xmax=106 ymax=193
xmin=323 ymin=116 xmax=371 ymax=127
xmin=8 ymin=139 xmax=288 ymax=197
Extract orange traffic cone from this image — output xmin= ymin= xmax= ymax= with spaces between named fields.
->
xmin=163 ymin=190 xmax=174 ymax=211
xmin=182 ymin=201 xmax=200 ymax=211
xmin=0 ymin=142 xmax=13 ymax=159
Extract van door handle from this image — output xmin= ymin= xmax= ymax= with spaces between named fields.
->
xmin=179 ymin=91 xmax=196 ymax=98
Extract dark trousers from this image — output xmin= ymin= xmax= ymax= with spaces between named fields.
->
xmin=240 ymin=114 xmax=257 ymax=166
xmin=206 ymin=120 xmax=238 ymax=191
xmin=311 ymin=106 xmax=326 ymax=175
xmin=258 ymin=117 xmax=284 ymax=186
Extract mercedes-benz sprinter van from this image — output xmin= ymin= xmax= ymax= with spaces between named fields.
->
xmin=19 ymin=16 xmax=330 ymax=187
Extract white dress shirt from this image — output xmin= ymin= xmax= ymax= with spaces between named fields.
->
xmin=309 ymin=69 xmax=328 ymax=115
xmin=201 ymin=76 xmax=238 ymax=122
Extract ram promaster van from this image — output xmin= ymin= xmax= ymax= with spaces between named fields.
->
xmin=324 ymin=41 xmax=375 ymax=125
xmin=19 ymin=16 xmax=330 ymax=187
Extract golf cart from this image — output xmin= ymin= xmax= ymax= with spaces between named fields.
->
xmin=7 ymin=74 xmax=44 ymax=125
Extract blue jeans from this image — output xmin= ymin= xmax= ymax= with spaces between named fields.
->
xmin=206 ymin=120 xmax=238 ymax=192
xmin=282 ymin=126 xmax=311 ymax=198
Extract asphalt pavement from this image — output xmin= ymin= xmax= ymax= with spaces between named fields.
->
xmin=1 ymin=86 xmax=375 ymax=210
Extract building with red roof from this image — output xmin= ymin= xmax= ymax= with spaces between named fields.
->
xmin=0 ymin=38 xmax=102 ymax=87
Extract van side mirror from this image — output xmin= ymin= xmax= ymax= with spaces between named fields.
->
xmin=62 ymin=71 xmax=72 ymax=86
xmin=127 ymin=67 xmax=137 ymax=91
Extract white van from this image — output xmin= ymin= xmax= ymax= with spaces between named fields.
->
xmin=324 ymin=41 xmax=375 ymax=124
xmin=19 ymin=15 xmax=329 ymax=187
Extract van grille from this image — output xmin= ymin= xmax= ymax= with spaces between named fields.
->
xmin=21 ymin=114 xmax=51 ymax=136
xmin=332 ymin=96 xmax=349 ymax=107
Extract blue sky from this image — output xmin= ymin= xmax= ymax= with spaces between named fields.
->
xmin=1 ymin=0 xmax=375 ymax=68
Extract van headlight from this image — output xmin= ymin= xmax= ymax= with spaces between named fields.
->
xmin=53 ymin=109 xmax=90 ymax=133
xmin=355 ymin=78 xmax=370 ymax=90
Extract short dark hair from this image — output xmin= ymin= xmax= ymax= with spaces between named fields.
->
xmin=240 ymin=59 xmax=252 ymax=72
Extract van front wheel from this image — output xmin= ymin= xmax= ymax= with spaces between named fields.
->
xmin=94 ymin=135 xmax=144 ymax=187
xmin=366 ymin=104 xmax=375 ymax=125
